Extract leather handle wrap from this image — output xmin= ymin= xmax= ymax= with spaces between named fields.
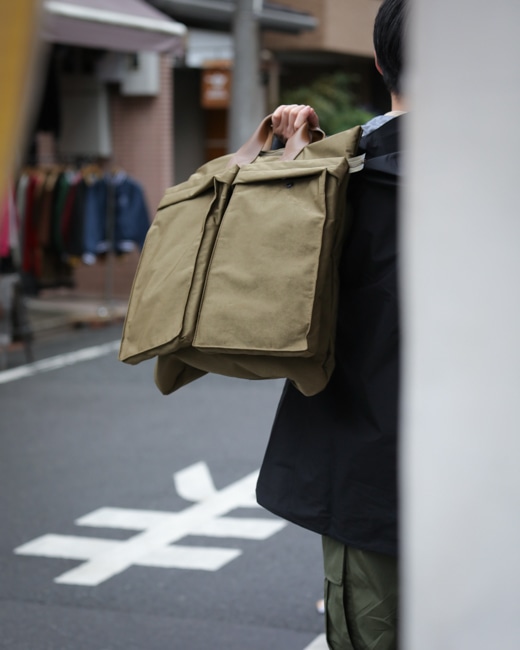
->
xmin=227 ymin=114 xmax=325 ymax=168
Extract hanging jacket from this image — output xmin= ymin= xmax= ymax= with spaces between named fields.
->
xmin=113 ymin=175 xmax=150 ymax=253
xmin=256 ymin=115 xmax=403 ymax=557
xmin=82 ymin=177 xmax=108 ymax=261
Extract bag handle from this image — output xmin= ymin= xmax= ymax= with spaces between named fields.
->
xmin=227 ymin=114 xmax=325 ymax=168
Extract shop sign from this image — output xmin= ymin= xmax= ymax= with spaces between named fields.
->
xmin=201 ymin=65 xmax=232 ymax=109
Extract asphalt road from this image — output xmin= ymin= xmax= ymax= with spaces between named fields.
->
xmin=0 ymin=324 xmax=327 ymax=650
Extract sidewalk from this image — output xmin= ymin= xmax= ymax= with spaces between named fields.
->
xmin=1 ymin=291 xmax=128 ymax=369
xmin=26 ymin=292 xmax=128 ymax=337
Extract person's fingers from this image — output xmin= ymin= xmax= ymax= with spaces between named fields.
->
xmin=287 ymin=105 xmax=307 ymax=130
xmin=271 ymin=104 xmax=288 ymax=128
xmin=293 ymin=106 xmax=313 ymax=129
xmin=272 ymin=104 xmax=297 ymax=127
xmin=278 ymin=105 xmax=301 ymax=137
xmin=294 ymin=106 xmax=320 ymax=131
xmin=306 ymin=107 xmax=320 ymax=130
xmin=271 ymin=104 xmax=320 ymax=141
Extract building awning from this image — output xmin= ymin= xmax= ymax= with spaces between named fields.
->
xmin=149 ymin=0 xmax=318 ymax=34
xmin=42 ymin=0 xmax=187 ymax=54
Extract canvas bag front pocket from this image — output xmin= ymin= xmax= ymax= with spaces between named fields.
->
xmin=120 ymin=170 xmax=235 ymax=363
xmin=192 ymin=161 xmax=334 ymax=356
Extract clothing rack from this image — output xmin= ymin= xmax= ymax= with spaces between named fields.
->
xmin=0 ymin=166 xmax=150 ymax=366
xmin=13 ymin=163 xmax=150 ymax=299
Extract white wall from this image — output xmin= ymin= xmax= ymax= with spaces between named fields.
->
xmin=402 ymin=2 xmax=520 ymax=648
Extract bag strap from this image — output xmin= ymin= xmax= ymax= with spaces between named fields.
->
xmin=227 ymin=114 xmax=326 ymax=168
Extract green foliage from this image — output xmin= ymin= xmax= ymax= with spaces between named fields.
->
xmin=281 ymin=71 xmax=375 ymax=134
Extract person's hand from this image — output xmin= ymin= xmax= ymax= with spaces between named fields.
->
xmin=271 ymin=104 xmax=320 ymax=144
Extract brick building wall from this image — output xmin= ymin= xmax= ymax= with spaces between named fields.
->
xmin=75 ymin=55 xmax=173 ymax=299
xmin=109 ymin=54 xmax=173 ymax=214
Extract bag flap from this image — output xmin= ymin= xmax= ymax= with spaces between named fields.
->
xmin=296 ymin=124 xmax=361 ymax=162
xmin=232 ymin=157 xmax=349 ymax=184
xmin=158 ymin=166 xmax=237 ymax=210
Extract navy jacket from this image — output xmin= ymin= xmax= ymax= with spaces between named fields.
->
xmin=256 ymin=115 xmax=403 ymax=557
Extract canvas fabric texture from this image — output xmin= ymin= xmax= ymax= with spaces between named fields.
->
xmin=119 ymin=122 xmax=361 ymax=397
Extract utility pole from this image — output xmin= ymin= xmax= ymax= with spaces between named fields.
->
xmin=228 ymin=0 xmax=265 ymax=152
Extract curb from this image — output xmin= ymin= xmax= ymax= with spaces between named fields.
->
xmin=26 ymin=298 xmax=128 ymax=337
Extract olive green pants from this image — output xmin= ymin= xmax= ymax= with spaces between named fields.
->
xmin=322 ymin=536 xmax=398 ymax=650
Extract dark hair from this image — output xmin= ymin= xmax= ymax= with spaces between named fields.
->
xmin=373 ymin=0 xmax=407 ymax=96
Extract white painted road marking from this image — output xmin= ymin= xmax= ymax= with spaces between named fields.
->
xmin=303 ymin=634 xmax=328 ymax=650
xmin=18 ymin=533 xmax=240 ymax=572
xmin=174 ymin=461 xmax=217 ymax=501
xmin=0 ymin=340 xmax=121 ymax=385
xmin=77 ymin=507 xmax=284 ymax=540
xmin=14 ymin=462 xmax=286 ymax=586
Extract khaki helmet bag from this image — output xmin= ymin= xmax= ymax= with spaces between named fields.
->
xmin=119 ymin=115 xmax=361 ymax=396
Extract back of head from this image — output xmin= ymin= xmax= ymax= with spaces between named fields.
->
xmin=373 ymin=0 xmax=407 ymax=97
